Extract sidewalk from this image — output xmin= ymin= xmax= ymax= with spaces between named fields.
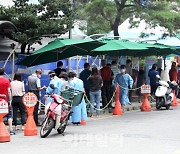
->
xmin=38 ymin=101 xmax=156 ymax=124
xmin=8 ymin=99 xmax=180 ymax=125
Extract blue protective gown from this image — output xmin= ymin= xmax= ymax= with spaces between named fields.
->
xmin=114 ymin=73 xmax=133 ymax=105
xmin=69 ymin=77 xmax=87 ymax=123
xmin=45 ymin=77 xmax=65 ymax=104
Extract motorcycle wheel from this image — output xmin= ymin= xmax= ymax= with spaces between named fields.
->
xmin=166 ymin=105 xmax=170 ymax=110
xmin=57 ymin=118 xmax=68 ymax=134
xmin=40 ymin=117 xmax=55 ymax=138
xmin=156 ymin=97 xmax=164 ymax=110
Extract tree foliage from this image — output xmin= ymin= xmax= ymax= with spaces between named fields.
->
xmin=78 ymin=0 xmax=180 ymax=37
xmin=0 ymin=0 xmax=75 ymax=54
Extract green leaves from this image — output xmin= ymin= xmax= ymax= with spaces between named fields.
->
xmin=0 ymin=0 xmax=75 ymax=54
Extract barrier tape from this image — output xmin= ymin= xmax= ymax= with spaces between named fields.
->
xmin=117 ymin=83 xmax=142 ymax=91
xmin=38 ymin=84 xmax=156 ymax=112
xmin=84 ymin=86 xmax=117 ymax=111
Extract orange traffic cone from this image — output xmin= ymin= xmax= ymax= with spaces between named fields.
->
xmin=0 ymin=99 xmax=10 ymax=142
xmin=172 ymin=91 xmax=178 ymax=107
xmin=140 ymin=93 xmax=151 ymax=111
xmin=113 ymin=85 xmax=123 ymax=115
xmin=0 ymin=113 xmax=10 ymax=142
xmin=24 ymin=106 xmax=38 ymax=136
xmin=80 ymin=120 xmax=86 ymax=125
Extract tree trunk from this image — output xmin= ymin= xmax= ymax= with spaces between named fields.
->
xmin=21 ymin=43 xmax=27 ymax=54
xmin=113 ymin=11 xmax=121 ymax=38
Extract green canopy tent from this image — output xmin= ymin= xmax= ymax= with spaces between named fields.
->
xmin=91 ymin=39 xmax=178 ymax=57
xmin=17 ymin=38 xmax=105 ymax=67
xmin=91 ymin=39 xmax=149 ymax=56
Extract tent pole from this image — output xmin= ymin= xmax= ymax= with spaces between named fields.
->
xmin=12 ymin=51 xmax=15 ymax=80
xmin=68 ymin=58 xmax=71 ymax=73
xmin=164 ymin=57 xmax=166 ymax=70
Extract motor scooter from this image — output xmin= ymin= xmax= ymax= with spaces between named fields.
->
xmin=155 ymin=80 xmax=178 ymax=110
xmin=40 ymin=94 xmax=72 ymax=138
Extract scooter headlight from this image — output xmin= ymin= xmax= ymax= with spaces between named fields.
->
xmin=56 ymin=97 xmax=63 ymax=104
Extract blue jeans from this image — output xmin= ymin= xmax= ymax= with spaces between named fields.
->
xmin=89 ymin=90 xmax=101 ymax=115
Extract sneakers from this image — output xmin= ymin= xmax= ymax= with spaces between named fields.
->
xmin=89 ymin=113 xmax=93 ymax=118
xmin=10 ymin=130 xmax=16 ymax=135
xmin=128 ymin=102 xmax=132 ymax=105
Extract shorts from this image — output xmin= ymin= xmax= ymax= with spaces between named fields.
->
xmin=5 ymin=106 xmax=12 ymax=119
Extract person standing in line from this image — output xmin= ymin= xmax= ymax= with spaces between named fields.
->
xmin=27 ymin=69 xmax=46 ymax=125
xmin=169 ymin=62 xmax=178 ymax=83
xmin=53 ymin=61 xmax=66 ymax=77
xmin=79 ymin=63 xmax=91 ymax=99
xmin=0 ymin=67 xmax=15 ymax=135
xmin=111 ymin=61 xmax=120 ymax=79
xmin=68 ymin=72 xmax=87 ymax=125
xmin=114 ymin=65 xmax=133 ymax=112
xmin=100 ymin=60 xmax=114 ymax=111
xmin=126 ymin=59 xmax=133 ymax=103
xmin=88 ymin=67 xmax=103 ymax=117
xmin=11 ymin=73 xmax=26 ymax=131
xmin=136 ymin=67 xmax=145 ymax=103
xmin=148 ymin=64 xmax=159 ymax=97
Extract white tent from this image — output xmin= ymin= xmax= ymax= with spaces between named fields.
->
xmin=104 ymin=18 xmax=168 ymax=41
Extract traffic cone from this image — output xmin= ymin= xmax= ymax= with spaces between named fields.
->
xmin=140 ymin=93 xmax=151 ymax=111
xmin=24 ymin=106 xmax=38 ymax=136
xmin=80 ymin=119 xmax=86 ymax=125
xmin=172 ymin=91 xmax=178 ymax=107
xmin=0 ymin=115 xmax=10 ymax=142
xmin=113 ymin=85 xmax=123 ymax=115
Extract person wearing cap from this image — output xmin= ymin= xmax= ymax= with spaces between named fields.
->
xmin=68 ymin=72 xmax=87 ymax=124
xmin=114 ymin=65 xmax=133 ymax=111
xmin=0 ymin=67 xmax=15 ymax=135
xmin=45 ymin=71 xmax=68 ymax=129
xmin=27 ymin=69 xmax=46 ymax=125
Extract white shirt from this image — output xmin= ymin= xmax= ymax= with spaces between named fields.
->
xmin=11 ymin=80 xmax=25 ymax=96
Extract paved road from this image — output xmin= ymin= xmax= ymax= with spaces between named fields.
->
xmin=1 ymin=107 xmax=180 ymax=154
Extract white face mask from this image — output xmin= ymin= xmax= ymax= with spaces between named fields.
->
xmin=38 ymin=75 xmax=41 ymax=78
xmin=121 ymin=69 xmax=126 ymax=73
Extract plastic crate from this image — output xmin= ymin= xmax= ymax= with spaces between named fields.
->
xmin=61 ymin=88 xmax=84 ymax=106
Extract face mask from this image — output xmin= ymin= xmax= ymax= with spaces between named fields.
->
xmin=38 ymin=75 xmax=41 ymax=78
xmin=121 ymin=69 xmax=126 ymax=73
xmin=50 ymin=77 xmax=53 ymax=80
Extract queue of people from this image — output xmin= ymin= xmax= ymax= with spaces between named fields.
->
xmin=0 ymin=60 xmax=179 ymax=134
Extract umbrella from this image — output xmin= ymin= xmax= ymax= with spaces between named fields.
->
xmin=91 ymin=39 xmax=178 ymax=57
xmin=136 ymin=42 xmax=177 ymax=56
xmin=91 ymin=39 xmax=149 ymax=56
xmin=17 ymin=38 xmax=104 ymax=66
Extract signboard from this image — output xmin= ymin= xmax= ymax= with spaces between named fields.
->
xmin=132 ymin=59 xmax=139 ymax=71
xmin=22 ymin=93 xmax=38 ymax=107
xmin=141 ymin=84 xmax=151 ymax=94
xmin=0 ymin=99 xmax=8 ymax=114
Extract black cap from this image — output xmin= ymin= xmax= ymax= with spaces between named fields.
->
xmin=120 ymin=65 xmax=126 ymax=69
xmin=48 ymin=71 xmax=56 ymax=76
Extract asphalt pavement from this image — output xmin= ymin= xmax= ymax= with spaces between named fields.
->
xmin=0 ymin=104 xmax=180 ymax=154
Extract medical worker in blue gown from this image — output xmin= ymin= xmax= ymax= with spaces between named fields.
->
xmin=45 ymin=71 xmax=68 ymax=129
xmin=68 ymin=72 xmax=87 ymax=125
xmin=114 ymin=65 xmax=133 ymax=112
xmin=45 ymin=71 xmax=65 ymax=103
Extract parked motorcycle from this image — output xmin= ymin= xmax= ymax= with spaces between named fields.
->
xmin=155 ymin=80 xmax=178 ymax=110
